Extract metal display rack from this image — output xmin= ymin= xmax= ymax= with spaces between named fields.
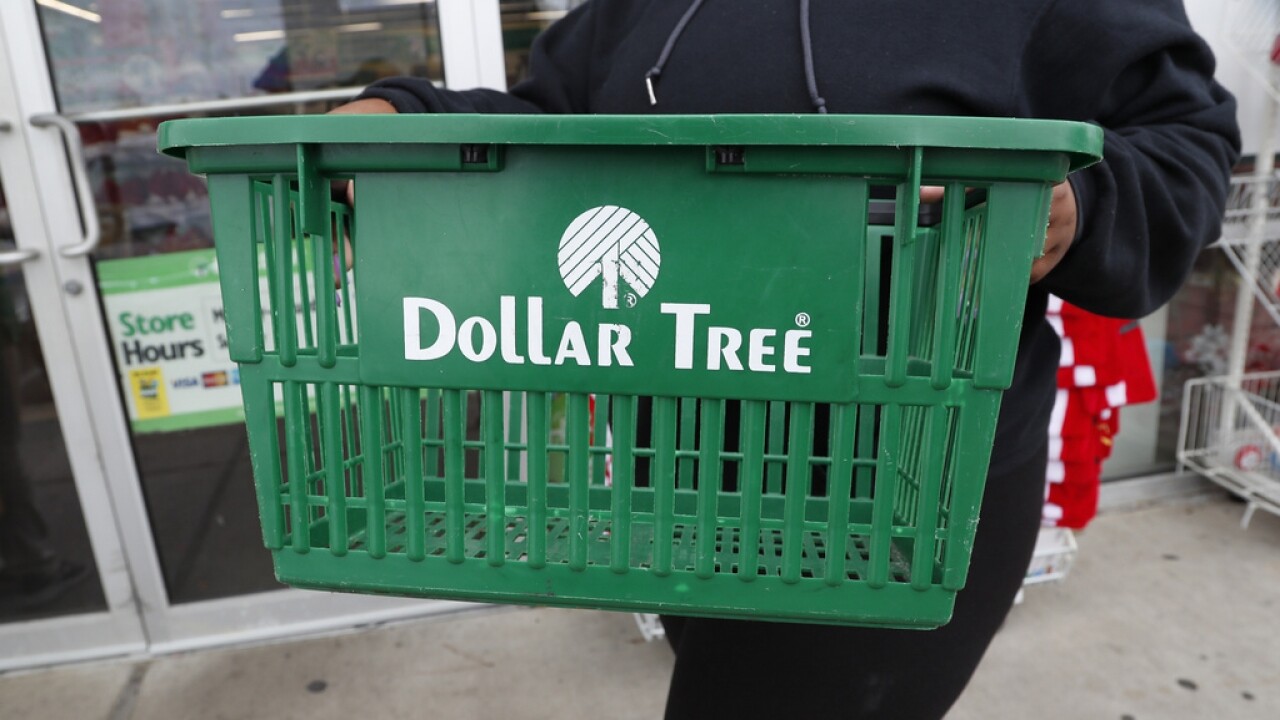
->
xmin=1178 ymin=0 xmax=1280 ymax=527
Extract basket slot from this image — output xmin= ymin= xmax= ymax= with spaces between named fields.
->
xmin=824 ymin=402 xmax=856 ymax=586
xmin=294 ymin=213 xmax=315 ymax=352
xmin=241 ymin=367 xmax=284 ymax=549
xmin=283 ymin=380 xmax=309 ymax=553
xmin=507 ymin=392 xmax=524 ymax=482
xmin=610 ymin=395 xmax=636 ymax=573
xmin=678 ymin=398 xmax=698 ymax=490
xmin=483 ymin=390 xmax=507 ymax=566
xmin=911 ymin=406 xmax=950 ymax=589
xmin=526 ymin=392 xmax=549 ymax=568
xmin=737 ymin=399 xmax=767 ymax=581
xmin=971 ymin=182 xmax=1053 ymax=388
xmin=782 ymin=402 xmax=814 ymax=584
xmin=591 ymin=394 xmax=610 ymax=487
xmin=765 ymin=400 xmax=787 ymax=494
xmin=868 ymin=403 xmax=900 ymax=588
xmin=930 ymin=183 xmax=967 ymax=389
xmin=953 ymin=210 xmax=985 ymax=376
xmin=270 ymin=176 xmax=298 ymax=367
xmin=440 ymin=388 xmax=464 ymax=563
xmin=695 ymin=397 xmax=724 ymax=579
xmin=311 ymin=212 xmax=338 ymax=370
xmin=940 ymin=393 xmax=999 ymax=590
xmin=319 ymin=382 xmax=349 ymax=555
xmin=567 ymin=393 xmax=591 ymax=571
xmin=359 ymin=384 xmax=387 ymax=558
xmin=652 ymin=396 xmax=678 ymax=576
xmin=885 ymin=147 xmax=924 ymax=388
xmin=336 ymin=205 xmax=357 ymax=346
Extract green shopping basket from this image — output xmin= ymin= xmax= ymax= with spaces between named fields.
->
xmin=159 ymin=114 xmax=1101 ymax=628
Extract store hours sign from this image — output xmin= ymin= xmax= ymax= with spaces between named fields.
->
xmin=98 ymin=248 xmax=320 ymax=433
xmin=98 ymin=249 xmax=241 ymax=433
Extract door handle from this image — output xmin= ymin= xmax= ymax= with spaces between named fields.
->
xmin=29 ymin=113 xmax=101 ymax=258
xmin=0 ymin=119 xmax=40 ymax=265
xmin=0 ymin=247 xmax=39 ymax=266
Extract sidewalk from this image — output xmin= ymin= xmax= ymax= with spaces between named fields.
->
xmin=2 ymin=493 xmax=1277 ymax=720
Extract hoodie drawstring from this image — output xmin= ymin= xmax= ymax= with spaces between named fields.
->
xmin=645 ymin=0 xmax=828 ymax=114
xmin=645 ymin=0 xmax=708 ymax=106
xmin=800 ymin=0 xmax=827 ymax=113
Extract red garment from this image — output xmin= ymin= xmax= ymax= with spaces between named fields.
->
xmin=1042 ymin=298 xmax=1156 ymax=529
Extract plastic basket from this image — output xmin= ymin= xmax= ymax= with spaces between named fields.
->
xmin=159 ymin=114 xmax=1101 ymax=628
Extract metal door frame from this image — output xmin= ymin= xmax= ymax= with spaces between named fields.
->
xmin=0 ymin=4 xmax=146 ymax=672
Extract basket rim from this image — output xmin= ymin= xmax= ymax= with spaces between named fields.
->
xmin=158 ymin=113 xmax=1103 ymax=172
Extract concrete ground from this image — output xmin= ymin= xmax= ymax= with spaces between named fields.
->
xmin=2 ymin=492 xmax=1278 ymax=720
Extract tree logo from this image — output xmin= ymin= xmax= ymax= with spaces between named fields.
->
xmin=558 ymin=206 xmax=660 ymax=309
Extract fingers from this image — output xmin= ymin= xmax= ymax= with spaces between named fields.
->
xmin=332 ymin=180 xmax=355 ymax=289
xmin=333 ymin=235 xmax=353 ymax=289
xmin=919 ymin=185 xmax=945 ymax=203
xmin=327 ymin=97 xmax=398 ymax=115
xmin=919 ymin=180 xmax=1078 ymax=285
xmin=1030 ymin=181 xmax=1077 ymax=284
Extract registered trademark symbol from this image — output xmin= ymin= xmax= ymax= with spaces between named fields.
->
xmin=625 ymin=292 xmax=638 ymax=308
xmin=795 ymin=312 xmax=811 ymax=327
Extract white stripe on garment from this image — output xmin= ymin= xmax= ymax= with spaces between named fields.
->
xmin=1106 ymin=381 xmax=1128 ymax=408
xmin=1047 ymin=460 xmax=1066 ymax=483
xmin=1074 ymin=365 xmax=1097 ymax=387
xmin=1049 ymin=389 xmax=1069 ymax=435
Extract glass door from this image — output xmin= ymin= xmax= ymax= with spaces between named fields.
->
xmin=0 ymin=0 xmax=495 ymax=668
xmin=0 ymin=12 xmax=147 ymax=670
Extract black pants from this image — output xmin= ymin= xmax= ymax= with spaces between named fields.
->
xmin=661 ymin=445 xmax=1048 ymax=720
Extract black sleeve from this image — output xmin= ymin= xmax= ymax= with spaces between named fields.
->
xmin=355 ymin=1 xmax=618 ymax=114
xmin=1020 ymin=0 xmax=1241 ymax=318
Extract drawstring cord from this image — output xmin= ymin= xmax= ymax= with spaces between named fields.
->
xmin=645 ymin=0 xmax=708 ymax=106
xmin=800 ymin=0 xmax=827 ymax=113
xmin=645 ymin=0 xmax=827 ymax=114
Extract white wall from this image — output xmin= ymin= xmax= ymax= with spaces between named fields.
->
xmin=1186 ymin=0 xmax=1278 ymax=156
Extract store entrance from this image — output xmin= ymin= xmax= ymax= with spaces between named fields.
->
xmin=0 ymin=0 xmax=500 ymax=670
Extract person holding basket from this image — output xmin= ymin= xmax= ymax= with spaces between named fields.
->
xmin=329 ymin=1 xmax=1239 ymax=717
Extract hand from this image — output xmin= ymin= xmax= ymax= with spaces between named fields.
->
xmin=1032 ymin=180 xmax=1077 ymax=284
xmin=326 ymin=98 xmax=398 ymax=286
xmin=920 ymin=181 xmax=1076 ymax=283
xmin=327 ymin=97 xmax=397 ymax=115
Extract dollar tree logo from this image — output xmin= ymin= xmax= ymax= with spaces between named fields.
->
xmin=558 ymin=206 xmax=661 ymax=309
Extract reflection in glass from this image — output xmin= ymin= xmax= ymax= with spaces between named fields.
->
xmin=0 ymin=183 xmax=107 ymax=622
xmin=501 ymin=0 xmax=588 ymax=87
xmin=37 ymin=0 xmax=444 ymax=114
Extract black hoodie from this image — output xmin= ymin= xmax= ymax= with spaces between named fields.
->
xmin=358 ymin=0 xmax=1240 ymax=474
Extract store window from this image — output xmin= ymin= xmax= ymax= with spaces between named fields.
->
xmin=37 ymin=0 xmax=444 ymax=115
xmin=500 ymin=0 xmax=588 ymax=88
